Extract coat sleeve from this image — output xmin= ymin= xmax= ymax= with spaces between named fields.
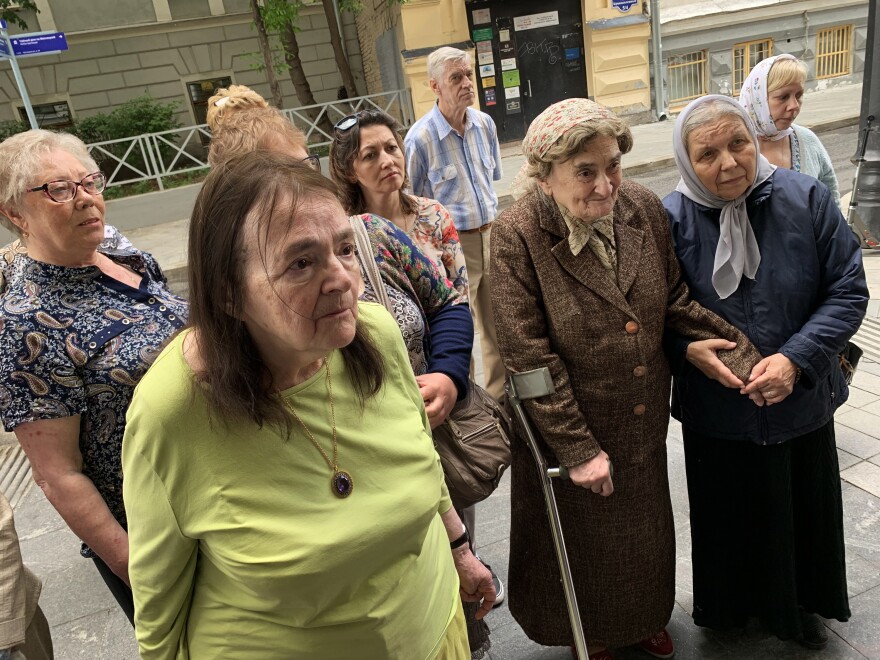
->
xmin=123 ymin=415 xmax=197 ymax=660
xmin=648 ymin=190 xmax=763 ymax=383
xmin=779 ymin=186 xmax=868 ymax=384
xmin=490 ymin=218 xmax=601 ymax=467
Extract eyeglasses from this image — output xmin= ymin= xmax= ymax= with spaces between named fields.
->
xmin=28 ymin=172 xmax=106 ymax=203
xmin=301 ymin=154 xmax=321 ymax=171
xmin=334 ymin=111 xmax=376 ymax=133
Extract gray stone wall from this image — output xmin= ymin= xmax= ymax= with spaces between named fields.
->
xmin=660 ymin=3 xmax=869 ymax=108
xmin=50 ymin=0 xmax=157 ymax=32
xmin=0 ymin=7 xmax=364 ymax=128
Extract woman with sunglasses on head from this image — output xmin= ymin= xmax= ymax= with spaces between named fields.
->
xmin=330 ymin=110 xmax=468 ymax=299
xmin=0 ymin=130 xmax=188 ymax=624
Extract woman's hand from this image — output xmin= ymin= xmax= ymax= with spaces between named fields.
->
xmin=416 ymin=373 xmax=458 ymax=429
xmin=741 ymin=353 xmax=798 ymax=406
xmin=686 ymin=339 xmax=745 ymax=388
xmin=451 ymin=544 xmax=496 ymax=619
xmin=568 ymin=450 xmax=614 ymax=496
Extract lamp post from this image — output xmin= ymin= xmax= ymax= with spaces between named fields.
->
xmin=850 ymin=0 xmax=880 ymax=246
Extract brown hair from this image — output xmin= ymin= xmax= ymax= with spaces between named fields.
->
xmin=206 ymin=85 xmax=308 ymax=167
xmin=188 ymin=150 xmax=385 ymax=432
xmin=328 ymin=110 xmax=417 ymax=216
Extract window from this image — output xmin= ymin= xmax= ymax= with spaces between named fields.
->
xmin=667 ymin=51 xmax=707 ymax=109
xmin=733 ymin=39 xmax=772 ymax=93
xmin=17 ymin=101 xmax=73 ymax=130
xmin=816 ymin=25 xmax=852 ymax=79
xmin=186 ymin=76 xmax=233 ymax=126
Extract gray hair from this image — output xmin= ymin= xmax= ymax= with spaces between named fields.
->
xmin=0 ymin=130 xmax=98 ymax=236
xmin=427 ymin=46 xmax=470 ymax=82
xmin=681 ymin=100 xmax=749 ymax=151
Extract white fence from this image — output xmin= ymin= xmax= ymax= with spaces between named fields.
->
xmin=87 ymin=88 xmax=415 ymax=191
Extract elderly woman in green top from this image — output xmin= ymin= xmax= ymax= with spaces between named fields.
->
xmin=122 ymin=151 xmax=494 ymax=658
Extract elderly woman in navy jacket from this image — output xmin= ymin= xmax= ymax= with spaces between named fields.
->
xmin=663 ymin=95 xmax=867 ymax=651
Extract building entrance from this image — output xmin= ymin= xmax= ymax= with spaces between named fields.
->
xmin=466 ymin=0 xmax=588 ymax=142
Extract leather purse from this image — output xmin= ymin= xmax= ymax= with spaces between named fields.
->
xmin=349 ymin=216 xmax=512 ymax=508
xmin=840 ymin=340 xmax=863 ymax=385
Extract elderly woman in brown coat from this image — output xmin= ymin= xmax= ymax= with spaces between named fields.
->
xmin=491 ymin=99 xmax=762 ymax=659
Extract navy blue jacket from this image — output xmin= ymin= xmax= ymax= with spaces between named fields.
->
xmin=663 ymin=168 xmax=868 ymax=444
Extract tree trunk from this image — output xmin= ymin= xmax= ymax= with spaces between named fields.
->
xmin=321 ymin=0 xmax=358 ymax=98
xmin=251 ymin=0 xmax=284 ymax=108
xmin=281 ymin=21 xmax=335 ymax=140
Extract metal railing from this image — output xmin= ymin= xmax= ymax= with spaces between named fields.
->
xmin=85 ymin=88 xmax=414 ymax=191
xmin=667 ymin=51 xmax=707 ymax=109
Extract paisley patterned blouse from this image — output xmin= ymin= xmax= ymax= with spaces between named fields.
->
xmin=0 ymin=248 xmax=187 ymax=556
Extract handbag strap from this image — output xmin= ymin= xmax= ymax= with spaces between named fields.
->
xmin=349 ymin=215 xmax=393 ymax=313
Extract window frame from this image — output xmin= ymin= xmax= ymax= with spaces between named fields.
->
xmin=816 ymin=24 xmax=853 ymax=79
xmin=667 ymin=49 xmax=708 ymax=110
xmin=732 ymin=38 xmax=773 ymax=95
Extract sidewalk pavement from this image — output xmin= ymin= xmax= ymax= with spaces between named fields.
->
xmin=2 ymin=82 xmax=878 ymax=659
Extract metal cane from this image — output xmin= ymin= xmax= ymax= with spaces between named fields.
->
xmin=506 ymin=367 xmax=588 ymax=660
xmin=847 ymin=115 xmax=878 ymax=248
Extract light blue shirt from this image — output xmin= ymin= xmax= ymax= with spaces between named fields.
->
xmin=405 ymin=103 xmax=502 ymax=232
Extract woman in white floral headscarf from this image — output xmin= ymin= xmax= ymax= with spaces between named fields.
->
xmin=490 ymin=98 xmax=762 ymax=660
xmin=739 ymin=54 xmax=840 ymax=204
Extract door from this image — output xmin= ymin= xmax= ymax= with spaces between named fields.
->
xmin=466 ymin=0 xmax=588 ymax=143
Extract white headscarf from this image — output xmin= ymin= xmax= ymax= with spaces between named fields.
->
xmin=738 ymin=54 xmax=798 ymax=141
xmin=672 ymin=95 xmax=776 ymax=299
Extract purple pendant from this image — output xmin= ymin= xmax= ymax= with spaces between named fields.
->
xmin=332 ymin=470 xmax=353 ymax=498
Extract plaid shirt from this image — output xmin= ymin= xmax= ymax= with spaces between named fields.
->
xmin=405 ymin=103 xmax=502 ymax=232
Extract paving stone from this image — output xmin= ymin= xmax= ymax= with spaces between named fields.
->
xmin=846 ymin=385 xmax=880 ymax=409
xmin=837 ymin=448 xmax=863 ymax=471
xmin=845 ymin=552 xmax=880 ymax=598
xmin=842 ymin=485 xmax=880 ymax=566
xmin=11 ymin=485 xmax=67 ymax=541
xmin=835 ymin=411 xmax=880 ymax=454
xmin=841 ymin=461 xmax=880 ymax=498
xmin=826 ymin=583 xmax=880 ymax=659
xmin=38 ymin=560 xmax=117 ymax=628
xmin=837 ymin=423 xmax=880 ymax=460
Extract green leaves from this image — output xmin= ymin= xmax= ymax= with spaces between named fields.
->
xmin=0 ymin=0 xmax=39 ymax=31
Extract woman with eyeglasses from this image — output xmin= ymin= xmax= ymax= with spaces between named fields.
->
xmin=0 ymin=129 xmax=188 ymax=624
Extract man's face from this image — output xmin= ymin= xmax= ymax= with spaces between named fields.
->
xmin=430 ymin=58 xmax=475 ymax=114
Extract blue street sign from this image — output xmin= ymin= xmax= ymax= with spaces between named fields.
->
xmin=0 ymin=39 xmax=8 ymax=57
xmin=10 ymin=31 xmax=68 ymax=56
xmin=611 ymin=0 xmax=638 ymax=11
xmin=0 ymin=19 xmax=7 ymax=30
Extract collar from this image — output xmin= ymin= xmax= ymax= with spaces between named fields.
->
xmin=429 ymin=102 xmax=471 ymax=139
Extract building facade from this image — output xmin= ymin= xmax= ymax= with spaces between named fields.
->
xmin=0 ymin=0 xmax=364 ymax=130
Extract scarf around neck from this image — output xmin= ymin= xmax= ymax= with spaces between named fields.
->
xmin=672 ymin=95 xmax=776 ymax=299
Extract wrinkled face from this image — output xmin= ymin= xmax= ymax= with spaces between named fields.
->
xmin=10 ymin=149 xmax=105 ymax=260
xmin=239 ymin=193 xmax=360 ymax=364
xmin=430 ymin=59 xmax=476 ymax=113
xmin=538 ymin=135 xmax=622 ymax=222
xmin=687 ymin=116 xmax=757 ymax=200
xmin=768 ymin=81 xmax=804 ymax=131
xmin=352 ymin=124 xmax=406 ymax=196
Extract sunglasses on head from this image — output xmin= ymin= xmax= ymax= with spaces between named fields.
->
xmin=334 ymin=110 xmax=383 ymax=133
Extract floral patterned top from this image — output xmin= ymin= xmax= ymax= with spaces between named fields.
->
xmin=0 ymin=248 xmax=187 ymax=557
xmin=408 ymin=197 xmax=469 ymax=301
xmin=354 ymin=214 xmax=471 ymax=394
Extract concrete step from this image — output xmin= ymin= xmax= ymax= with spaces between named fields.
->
xmin=853 ymin=316 xmax=880 ymax=364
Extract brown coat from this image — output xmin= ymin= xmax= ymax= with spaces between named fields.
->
xmin=490 ymin=181 xmax=759 ymax=647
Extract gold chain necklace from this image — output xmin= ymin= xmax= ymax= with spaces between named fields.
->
xmin=284 ymin=355 xmax=353 ymax=498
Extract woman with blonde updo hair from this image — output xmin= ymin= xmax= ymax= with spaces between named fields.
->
xmin=206 ymin=85 xmax=317 ymax=170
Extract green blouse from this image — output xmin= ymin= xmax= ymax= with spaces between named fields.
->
xmin=123 ymin=302 xmax=458 ymax=659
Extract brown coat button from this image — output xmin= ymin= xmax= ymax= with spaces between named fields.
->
xmin=633 ymin=365 xmax=647 ymax=377
xmin=625 ymin=321 xmax=639 ymax=334
xmin=633 ymin=404 xmax=646 ymax=416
